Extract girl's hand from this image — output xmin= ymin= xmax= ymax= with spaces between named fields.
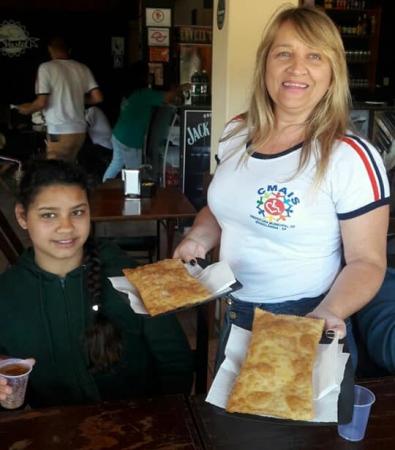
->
xmin=173 ymin=237 xmax=207 ymax=263
xmin=0 ymin=377 xmax=12 ymax=401
xmin=307 ymin=305 xmax=347 ymax=339
xmin=0 ymin=358 xmax=36 ymax=402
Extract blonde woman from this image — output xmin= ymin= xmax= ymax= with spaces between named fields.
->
xmin=174 ymin=5 xmax=389 ymax=367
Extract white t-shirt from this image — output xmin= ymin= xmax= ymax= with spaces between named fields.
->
xmin=208 ymin=122 xmax=390 ymax=303
xmin=36 ymin=59 xmax=99 ymax=134
xmin=85 ymin=106 xmax=112 ymax=150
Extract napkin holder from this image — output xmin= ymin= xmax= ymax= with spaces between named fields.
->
xmin=122 ymin=169 xmax=140 ymax=197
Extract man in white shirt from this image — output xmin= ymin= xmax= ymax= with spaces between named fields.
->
xmin=16 ymin=36 xmax=103 ymax=161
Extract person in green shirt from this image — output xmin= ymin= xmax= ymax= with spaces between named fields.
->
xmin=103 ymin=63 xmax=183 ymax=182
xmin=0 ymin=159 xmax=193 ymax=408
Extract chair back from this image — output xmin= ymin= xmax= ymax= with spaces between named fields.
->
xmin=144 ymin=105 xmax=178 ymax=184
xmin=0 ymin=208 xmax=24 ymax=265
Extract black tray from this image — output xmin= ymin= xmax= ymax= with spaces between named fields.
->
xmin=211 ymin=333 xmax=354 ymax=425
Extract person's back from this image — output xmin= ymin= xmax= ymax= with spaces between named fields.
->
xmin=38 ymin=59 xmax=96 ymax=134
xmin=16 ymin=36 xmax=103 ymax=161
xmin=112 ymin=88 xmax=165 ymax=150
xmin=103 ymin=88 xmax=165 ymax=181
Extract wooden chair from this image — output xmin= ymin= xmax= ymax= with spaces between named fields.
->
xmin=0 ymin=208 xmax=24 ymax=266
xmin=0 ymin=156 xmax=24 ymax=266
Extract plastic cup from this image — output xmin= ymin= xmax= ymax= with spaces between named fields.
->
xmin=337 ymin=385 xmax=376 ymax=442
xmin=0 ymin=358 xmax=33 ymax=409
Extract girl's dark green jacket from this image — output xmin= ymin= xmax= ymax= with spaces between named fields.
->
xmin=0 ymin=242 xmax=193 ymax=408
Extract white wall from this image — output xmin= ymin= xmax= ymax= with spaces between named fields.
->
xmin=211 ymin=0 xmax=298 ymax=170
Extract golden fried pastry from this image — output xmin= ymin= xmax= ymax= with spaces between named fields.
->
xmin=226 ymin=309 xmax=324 ymax=420
xmin=123 ymin=258 xmax=211 ymax=316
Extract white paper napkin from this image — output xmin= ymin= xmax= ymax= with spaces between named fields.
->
xmin=206 ymin=324 xmax=349 ymax=422
xmin=108 ymin=260 xmax=236 ymax=315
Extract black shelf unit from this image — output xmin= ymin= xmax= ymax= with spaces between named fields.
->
xmin=318 ymin=1 xmax=381 ymax=93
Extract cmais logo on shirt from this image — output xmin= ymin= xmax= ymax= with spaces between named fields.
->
xmin=251 ymin=185 xmax=300 ymax=230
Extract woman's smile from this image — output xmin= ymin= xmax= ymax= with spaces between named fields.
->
xmin=265 ymin=20 xmax=332 ymax=120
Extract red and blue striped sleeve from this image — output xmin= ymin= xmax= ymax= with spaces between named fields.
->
xmin=333 ymin=134 xmax=390 ymax=220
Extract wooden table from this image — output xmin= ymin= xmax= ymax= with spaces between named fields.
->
xmin=2 ymin=378 xmax=394 ymax=450
xmin=190 ymin=377 xmax=395 ymax=450
xmin=89 ymin=181 xmax=197 ymax=258
xmin=0 ymin=395 xmax=203 ymax=450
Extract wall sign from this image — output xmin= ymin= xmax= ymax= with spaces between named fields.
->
xmin=0 ymin=20 xmax=39 ymax=57
xmin=149 ymin=46 xmax=169 ymax=62
xmin=217 ymin=0 xmax=225 ymax=30
xmin=146 ymin=8 xmax=171 ymax=27
xmin=147 ymin=27 xmax=170 ymax=47
xmin=180 ymin=108 xmax=211 ymax=210
xmin=176 ymin=26 xmax=212 ymax=44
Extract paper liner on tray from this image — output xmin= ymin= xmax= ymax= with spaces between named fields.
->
xmin=206 ymin=324 xmax=349 ymax=423
xmin=109 ymin=260 xmax=238 ymax=316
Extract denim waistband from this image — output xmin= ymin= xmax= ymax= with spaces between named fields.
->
xmin=227 ymin=293 xmax=326 ymax=317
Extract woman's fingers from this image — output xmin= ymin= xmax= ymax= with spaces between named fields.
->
xmin=173 ymin=238 xmax=207 ymax=262
xmin=307 ymin=307 xmax=347 ymax=339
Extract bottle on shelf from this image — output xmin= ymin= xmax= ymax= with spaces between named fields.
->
xmin=370 ymin=14 xmax=376 ymax=35
xmin=191 ymin=71 xmax=202 ymax=105
xmin=191 ymin=70 xmax=210 ymax=106
xmin=200 ymin=70 xmax=210 ymax=105
xmin=357 ymin=15 xmax=362 ymax=35
xmin=362 ymin=13 xmax=368 ymax=36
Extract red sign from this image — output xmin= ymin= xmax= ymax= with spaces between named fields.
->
xmin=149 ymin=47 xmax=169 ymax=62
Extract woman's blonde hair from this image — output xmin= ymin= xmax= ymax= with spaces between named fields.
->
xmin=227 ymin=4 xmax=350 ymax=182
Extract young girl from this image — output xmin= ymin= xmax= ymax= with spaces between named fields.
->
xmin=0 ymin=160 xmax=193 ymax=408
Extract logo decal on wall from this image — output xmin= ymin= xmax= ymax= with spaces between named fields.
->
xmin=145 ymin=8 xmax=171 ymax=27
xmin=0 ymin=21 xmax=39 ymax=58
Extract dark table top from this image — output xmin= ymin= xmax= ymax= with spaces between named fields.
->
xmin=89 ymin=180 xmax=197 ymax=222
xmin=2 ymin=378 xmax=395 ymax=450
xmin=190 ymin=377 xmax=395 ymax=450
xmin=0 ymin=395 xmax=203 ymax=450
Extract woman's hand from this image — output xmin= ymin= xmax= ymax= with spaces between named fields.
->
xmin=173 ymin=237 xmax=208 ymax=263
xmin=0 ymin=358 xmax=35 ymax=402
xmin=173 ymin=206 xmax=221 ymax=262
xmin=307 ymin=305 xmax=346 ymax=339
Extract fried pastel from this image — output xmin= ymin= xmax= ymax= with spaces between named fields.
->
xmin=123 ymin=258 xmax=211 ymax=316
xmin=226 ymin=309 xmax=324 ymax=421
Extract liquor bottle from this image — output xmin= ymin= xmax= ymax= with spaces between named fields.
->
xmin=200 ymin=70 xmax=210 ymax=105
xmin=191 ymin=71 xmax=202 ymax=105
xmin=357 ymin=15 xmax=362 ymax=35
xmin=361 ymin=13 xmax=369 ymax=36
